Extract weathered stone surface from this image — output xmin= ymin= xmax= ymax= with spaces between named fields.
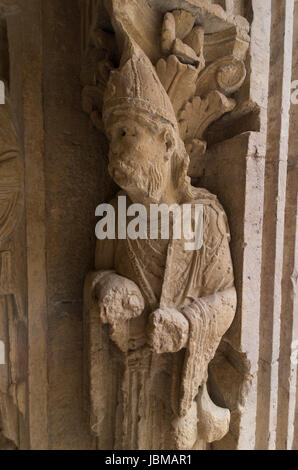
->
xmin=0 ymin=0 xmax=297 ymax=451
xmin=82 ymin=1 xmax=247 ymax=450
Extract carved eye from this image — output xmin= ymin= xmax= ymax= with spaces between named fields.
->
xmin=120 ymin=129 xmax=126 ymax=137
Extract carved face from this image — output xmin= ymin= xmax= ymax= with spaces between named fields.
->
xmin=106 ymin=114 xmax=174 ymax=204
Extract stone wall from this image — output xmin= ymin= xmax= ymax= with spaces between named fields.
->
xmin=1 ymin=0 xmax=113 ymax=450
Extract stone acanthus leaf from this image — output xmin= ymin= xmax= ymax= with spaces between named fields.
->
xmin=178 ymin=91 xmax=236 ymax=160
xmin=196 ymin=56 xmax=247 ymax=98
xmin=161 ymin=10 xmax=205 ymax=70
xmin=156 ymin=55 xmax=199 ymax=116
xmin=155 ymin=9 xmax=246 ymax=167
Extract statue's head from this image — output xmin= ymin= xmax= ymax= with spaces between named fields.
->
xmin=103 ymin=41 xmax=194 ymax=204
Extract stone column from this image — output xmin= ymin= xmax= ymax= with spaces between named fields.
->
xmin=21 ymin=0 xmax=49 ymax=450
xmin=255 ymin=0 xmax=296 ymax=451
xmin=201 ymin=0 xmax=271 ymax=450
xmin=204 ymin=0 xmax=298 ymax=450
xmin=275 ymin=0 xmax=298 ymax=451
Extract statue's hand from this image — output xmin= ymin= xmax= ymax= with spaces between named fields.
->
xmin=147 ymin=308 xmax=189 ymax=354
xmin=95 ymin=273 xmax=145 ymax=325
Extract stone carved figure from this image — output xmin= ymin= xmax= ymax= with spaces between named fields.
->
xmin=83 ymin=4 xmax=248 ymax=450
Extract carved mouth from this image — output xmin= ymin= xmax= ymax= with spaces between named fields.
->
xmin=113 ymin=168 xmax=127 ymax=183
xmin=110 ymin=162 xmax=136 ymax=181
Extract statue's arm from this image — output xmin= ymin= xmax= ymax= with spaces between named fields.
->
xmin=89 ymin=232 xmax=145 ymax=352
xmin=190 ymin=204 xmax=236 ymax=337
xmin=148 ymin=204 xmax=237 ymax=353
xmin=183 ymin=204 xmax=237 ymax=339
xmin=182 ymin=287 xmax=236 ymax=343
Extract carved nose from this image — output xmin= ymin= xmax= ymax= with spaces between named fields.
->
xmin=110 ymin=141 xmax=121 ymax=157
xmin=110 ymin=138 xmax=134 ymax=157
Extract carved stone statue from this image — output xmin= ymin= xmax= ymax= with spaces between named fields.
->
xmin=82 ymin=4 xmax=247 ymax=450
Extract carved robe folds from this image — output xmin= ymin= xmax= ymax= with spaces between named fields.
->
xmin=84 ymin=193 xmax=236 ymax=450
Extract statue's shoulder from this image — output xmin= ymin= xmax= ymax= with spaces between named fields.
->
xmin=190 ymin=187 xmax=223 ymax=211
xmin=190 ymin=188 xmax=231 ymax=240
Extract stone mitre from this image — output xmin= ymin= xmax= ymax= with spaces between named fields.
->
xmin=102 ymin=39 xmax=178 ymax=131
